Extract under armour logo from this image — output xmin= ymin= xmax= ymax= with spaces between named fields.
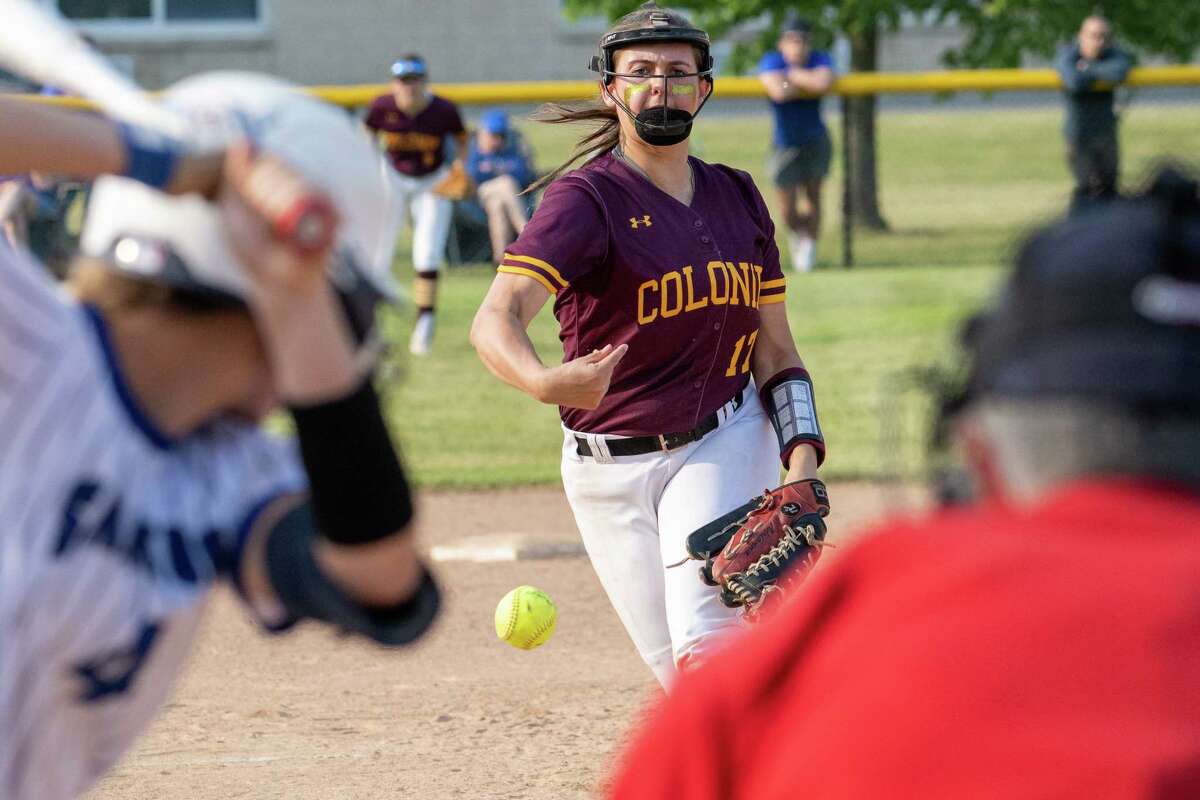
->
xmin=630 ymin=215 xmax=652 ymax=229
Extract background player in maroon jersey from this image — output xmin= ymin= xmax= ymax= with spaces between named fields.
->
xmin=607 ymin=169 xmax=1200 ymax=799
xmin=470 ymin=2 xmax=826 ymax=688
xmin=365 ymin=54 xmax=468 ymax=355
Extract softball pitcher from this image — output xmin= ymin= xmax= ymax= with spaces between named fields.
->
xmin=365 ymin=54 xmax=468 ymax=355
xmin=471 ymin=2 xmax=826 ymax=688
xmin=0 ymin=73 xmax=437 ymax=799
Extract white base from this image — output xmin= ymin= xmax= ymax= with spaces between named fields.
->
xmin=430 ymin=534 xmax=585 ymax=563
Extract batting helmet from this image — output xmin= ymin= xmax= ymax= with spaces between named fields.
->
xmin=587 ymin=2 xmax=714 ymax=147
xmin=79 ymin=71 xmax=402 ymax=352
xmin=588 ymin=7 xmax=712 ymax=80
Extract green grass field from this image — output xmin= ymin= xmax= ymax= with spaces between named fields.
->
xmin=380 ymin=103 xmax=1200 ymax=488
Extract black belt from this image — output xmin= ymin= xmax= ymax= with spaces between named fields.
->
xmin=575 ymin=390 xmax=745 ymax=458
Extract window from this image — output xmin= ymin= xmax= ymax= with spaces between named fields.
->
xmin=59 ymin=0 xmax=150 ymax=20
xmin=166 ymin=0 xmax=257 ymax=21
xmin=53 ymin=0 xmax=262 ymax=29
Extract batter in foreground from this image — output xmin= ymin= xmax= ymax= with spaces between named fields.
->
xmin=0 ymin=74 xmax=438 ymax=799
xmin=470 ymin=2 xmax=825 ymax=687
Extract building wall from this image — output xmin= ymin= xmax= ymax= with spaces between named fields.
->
xmin=878 ymin=26 xmax=967 ymax=72
xmin=92 ymin=0 xmax=609 ymax=88
xmin=81 ymin=1 xmax=1062 ymax=91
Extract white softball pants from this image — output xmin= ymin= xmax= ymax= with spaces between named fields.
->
xmin=391 ymin=167 xmax=452 ymax=272
xmin=560 ymin=385 xmax=779 ymax=689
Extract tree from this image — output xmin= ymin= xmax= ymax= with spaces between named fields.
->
xmin=562 ymin=0 xmax=1200 ymax=232
xmin=940 ymin=0 xmax=1200 ymax=67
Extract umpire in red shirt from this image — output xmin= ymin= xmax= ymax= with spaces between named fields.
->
xmin=608 ymin=167 xmax=1200 ymax=799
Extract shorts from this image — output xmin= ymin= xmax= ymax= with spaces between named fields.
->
xmin=767 ymin=132 xmax=833 ymax=188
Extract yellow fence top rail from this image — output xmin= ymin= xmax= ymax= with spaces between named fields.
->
xmin=8 ymin=65 xmax=1200 ymax=110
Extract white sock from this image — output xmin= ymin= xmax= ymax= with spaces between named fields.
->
xmin=802 ymin=237 xmax=817 ymax=271
xmin=788 ymin=233 xmax=815 ymax=273
xmin=409 ymin=311 xmax=435 ymax=356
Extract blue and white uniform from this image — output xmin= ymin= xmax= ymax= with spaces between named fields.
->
xmin=0 ymin=241 xmax=305 ymax=799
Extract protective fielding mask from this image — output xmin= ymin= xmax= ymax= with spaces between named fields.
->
xmin=604 ymin=76 xmax=710 ymax=147
xmin=587 ymin=10 xmax=715 ymax=147
xmin=632 ymin=100 xmax=698 ymax=146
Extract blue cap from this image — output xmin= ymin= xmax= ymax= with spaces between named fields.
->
xmin=480 ymin=109 xmax=509 ymax=135
xmin=391 ymin=57 xmax=427 ymax=79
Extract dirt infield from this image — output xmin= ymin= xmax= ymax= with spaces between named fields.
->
xmin=90 ymin=481 xmax=923 ymax=800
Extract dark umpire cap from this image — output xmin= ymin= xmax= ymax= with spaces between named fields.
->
xmin=781 ymin=14 xmax=813 ymax=35
xmin=967 ymin=167 xmax=1200 ymax=410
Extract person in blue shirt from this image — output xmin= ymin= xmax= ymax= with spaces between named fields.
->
xmin=467 ymin=109 xmax=536 ymax=263
xmin=758 ymin=16 xmax=834 ymax=272
xmin=1055 ymin=15 xmax=1131 ymax=212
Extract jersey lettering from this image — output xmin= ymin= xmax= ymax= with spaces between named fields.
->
xmin=660 ymin=272 xmax=684 ymax=318
xmin=682 ymin=266 xmax=709 ymax=312
xmin=377 ymin=130 xmax=440 ymax=153
xmin=54 ymin=480 xmax=229 ymax=585
xmin=365 ymin=95 xmax=463 ymax=177
xmin=636 ymin=261 xmax=764 ymax=327
xmin=74 ymin=622 xmax=161 ymax=702
xmin=707 ymin=261 xmax=729 ymax=305
xmin=725 ymin=329 xmax=759 ymax=377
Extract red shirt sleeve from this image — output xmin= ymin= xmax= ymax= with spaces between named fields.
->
xmin=607 ymin=682 xmax=731 ymax=800
xmin=606 ymin=528 xmax=897 ymax=800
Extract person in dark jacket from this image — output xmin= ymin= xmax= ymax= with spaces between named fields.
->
xmin=1055 ymin=15 xmax=1132 ymax=211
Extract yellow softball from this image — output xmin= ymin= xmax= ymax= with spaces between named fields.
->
xmin=494 ymin=585 xmax=557 ymax=650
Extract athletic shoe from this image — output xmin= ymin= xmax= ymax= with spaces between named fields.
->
xmin=409 ymin=311 xmax=435 ymax=356
xmin=788 ymin=232 xmax=816 ymax=273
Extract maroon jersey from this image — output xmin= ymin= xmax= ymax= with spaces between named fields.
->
xmin=364 ymin=94 xmax=465 ymax=177
xmin=498 ymin=152 xmax=786 ymax=436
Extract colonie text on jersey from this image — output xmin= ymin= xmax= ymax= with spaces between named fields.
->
xmin=501 ymin=253 xmax=783 ymax=327
xmin=635 ymin=260 xmax=778 ymax=326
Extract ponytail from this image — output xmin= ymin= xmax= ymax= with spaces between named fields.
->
xmin=525 ymin=101 xmax=619 ymax=195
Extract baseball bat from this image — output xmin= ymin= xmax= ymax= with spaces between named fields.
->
xmin=0 ymin=0 xmax=337 ymax=254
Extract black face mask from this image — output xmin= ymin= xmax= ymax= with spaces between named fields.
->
xmin=632 ymin=105 xmax=696 ymax=146
xmin=603 ymin=73 xmax=712 ymax=148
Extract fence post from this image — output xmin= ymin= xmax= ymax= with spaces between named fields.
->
xmin=841 ymin=94 xmax=854 ymax=269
